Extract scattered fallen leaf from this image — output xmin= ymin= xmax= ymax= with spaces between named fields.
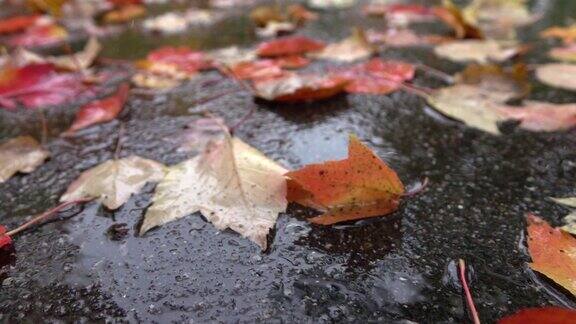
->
xmin=0 ymin=63 xmax=86 ymax=109
xmin=103 ymin=4 xmax=146 ymax=24
xmin=178 ymin=117 xmax=226 ymax=153
xmin=364 ymin=3 xmax=436 ymax=26
xmin=64 ymin=83 xmax=130 ymax=134
xmin=286 ymin=135 xmax=405 ymax=225
xmin=309 ymin=28 xmax=374 ymax=62
xmin=432 ymin=0 xmax=483 ymax=39
xmin=140 ymin=132 xmax=288 ymax=250
xmin=426 ymin=84 xmax=507 ymax=134
xmin=0 ymin=225 xmax=12 ymax=249
xmin=143 ymin=9 xmax=221 ymax=34
xmin=499 ymin=307 xmax=576 ymax=324
xmin=229 ymin=60 xmax=285 ymax=81
xmin=15 ymin=37 xmax=101 ymax=71
xmin=209 ymin=46 xmax=257 ymax=67
xmin=551 ymin=197 xmax=576 ymax=235
xmin=535 ymin=64 xmax=576 ymax=92
xmin=307 ymin=0 xmax=356 ymax=10
xmin=0 ymin=14 xmax=41 ymax=34
xmin=273 ymin=55 xmax=310 ymax=69
xmin=550 ymin=45 xmax=576 ymax=63
xmin=288 ymin=4 xmax=318 ymax=24
xmin=366 ymin=28 xmax=449 ymax=47
xmin=456 ymin=63 xmax=530 ymax=102
xmin=434 ymin=40 xmax=521 ymax=63
xmin=0 ymin=136 xmax=50 ymax=183
xmin=255 ymin=21 xmax=295 ymax=38
xmin=60 ymin=156 xmax=165 ymax=210
xmin=541 ymin=24 xmax=576 ymax=44
xmin=8 ymin=23 xmax=68 ymax=48
xmin=138 ymin=46 xmax=213 ymax=76
xmin=252 ymin=73 xmax=348 ymax=102
xmin=27 ymin=0 xmax=69 ymax=16
xmin=131 ymin=73 xmax=180 ymax=89
xmin=526 ymin=214 xmax=576 ymax=297
xmin=250 ymin=5 xmax=283 ymax=27
xmin=339 ymin=58 xmax=415 ymax=94
xmin=463 ymin=0 xmax=534 ymax=40
xmin=257 ymin=35 xmax=325 ymax=57
xmin=498 ymin=101 xmax=576 ymax=132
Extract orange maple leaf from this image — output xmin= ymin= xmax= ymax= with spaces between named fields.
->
xmin=286 ymin=135 xmax=405 ymax=225
xmin=526 ymin=214 xmax=576 ymax=297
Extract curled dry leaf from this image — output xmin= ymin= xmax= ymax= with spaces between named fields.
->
xmin=498 ymin=307 xmax=576 ymax=324
xmin=526 ymin=214 xmax=576 ymax=297
xmin=252 ymin=73 xmax=348 ymax=102
xmin=8 ymin=23 xmax=68 ymax=48
xmin=140 ymin=133 xmax=288 ymax=250
xmin=64 ymin=83 xmax=130 ymax=134
xmin=286 ymin=135 xmax=405 ymax=225
xmin=541 ymin=24 xmax=576 ymax=44
xmin=103 ymin=4 xmax=147 ymax=24
xmin=535 ymin=64 xmax=576 ymax=92
xmin=549 ymin=45 xmax=576 ymax=63
xmin=0 ymin=63 xmax=86 ymax=109
xmin=309 ymin=28 xmax=374 ymax=62
xmin=0 ymin=14 xmax=41 ymax=34
xmin=60 ymin=156 xmax=165 ymax=210
xmin=0 ymin=136 xmax=49 ymax=183
xmin=15 ymin=37 xmax=101 ymax=71
xmin=434 ymin=40 xmax=521 ymax=63
xmin=339 ymin=58 xmax=415 ymax=95
xmin=257 ymin=35 xmax=325 ymax=57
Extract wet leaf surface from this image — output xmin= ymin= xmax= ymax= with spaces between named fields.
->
xmin=0 ymin=136 xmax=49 ymax=183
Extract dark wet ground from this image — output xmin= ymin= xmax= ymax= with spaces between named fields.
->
xmin=1 ymin=0 xmax=576 ymax=322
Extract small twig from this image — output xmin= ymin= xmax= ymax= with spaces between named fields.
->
xmin=36 ymin=108 xmax=48 ymax=145
xmin=215 ymin=63 xmax=258 ymax=134
xmin=6 ymin=198 xmax=92 ymax=237
xmin=417 ymin=63 xmax=454 ymax=84
xmin=114 ymin=123 xmax=125 ymax=160
xmin=459 ymin=259 xmax=481 ymax=324
xmin=398 ymin=81 xmax=434 ymax=98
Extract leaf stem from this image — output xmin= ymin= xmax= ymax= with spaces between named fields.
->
xmin=459 ymin=259 xmax=481 ymax=324
xmin=417 ymin=63 xmax=454 ymax=84
xmin=6 ymin=198 xmax=92 ymax=237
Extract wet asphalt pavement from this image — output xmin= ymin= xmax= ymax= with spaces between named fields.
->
xmin=1 ymin=0 xmax=576 ymax=322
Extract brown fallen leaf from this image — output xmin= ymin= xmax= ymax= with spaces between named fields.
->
xmin=456 ymin=63 xmax=530 ymax=102
xmin=434 ymin=40 xmax=521 ymax=63
xmin=535 ymin=63 xmax=576 ymax=92
xmin=0 ymin=136 xmax=49 ymax=183
xmin=140 ymin=132 xmax=288 ymax=250
xmin=60 ymin=156 xmax=165 ymax=210
xmin=286 ymin=135 xmax=405 ymax=225
xmin=463 ymin=0 xmax=535 ymax=40
xmin=15 ymin=37 xmax=101 ymax=71
xmin=309 ymin=28 xmax=375 ymax=62
xmin=526 ymin=214 xmax=576 ymax=297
